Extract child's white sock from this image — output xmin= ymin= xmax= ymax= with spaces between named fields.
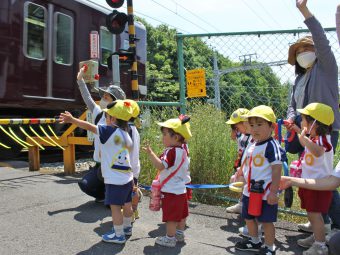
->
xmin=114 ymin=225 xmax=124 ymax=237
xmin=176 ymin=229 xmax=184 ymax=235
xmin=166 ymin=234 xmax=176 ymax=239
xmin=265 ymin=244 xmax=276 ymax=252
xmin=123 ymin=217 xmax=132 ymax=228
xmin=250 ymin=236 xmax=261 ymax=244
xmin=314 ymin=241 xmax=326 ymax=247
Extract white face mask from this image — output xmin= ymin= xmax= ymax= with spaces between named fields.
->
xmin=296 ymin=51 xmax=316 ymax=69
xmin=99 ymin=99 xmax=109 ymax=109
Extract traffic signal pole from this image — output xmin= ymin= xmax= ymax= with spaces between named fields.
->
xmin=126 ymin=0 xmax=139 ymax=100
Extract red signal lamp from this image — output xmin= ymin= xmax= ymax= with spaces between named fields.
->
xmin=106 ymin=0 xmax=125 ymax=8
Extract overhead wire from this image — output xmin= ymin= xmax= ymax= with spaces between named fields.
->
xmin=240 ymin=0 xmax=275 ymax=30
xmin=282 ymin=0 xmax=303 ymax=25
xmin=148 ymin=0 xmax=211 ymax=33
xmin=169 ymin=0 xmax=221 ymax=32
xmin=254 ymin=0 xmax=283 ymax=29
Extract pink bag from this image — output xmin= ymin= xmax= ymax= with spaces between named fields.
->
xmin=289 ymin=160 xmax=302 ymax=178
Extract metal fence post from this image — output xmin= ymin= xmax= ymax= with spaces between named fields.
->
xmin=177 ymin=33 xmax=186 ymax=114
xmin=213 ymin=52 xmax=221 ymax=110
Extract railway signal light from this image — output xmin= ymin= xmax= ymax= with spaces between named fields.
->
xmin=107 ymin=50 xmax=134 ymax=70
xmin=106 ymin=10 xmax=128 ymax=34
xmin=106 ymin=0 xmax=124 ymax=8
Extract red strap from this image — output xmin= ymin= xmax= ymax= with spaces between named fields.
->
xmin=247 ymin=154 xmax=271 ymax=193
xmin=156 ymin=150 xmax=186 ymax=189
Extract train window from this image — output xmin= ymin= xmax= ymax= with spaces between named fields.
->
xmin=54 ymin=12 xmax=73 ymax=65
xmin=23 ymin=2 xmax=47 ymax=60
xmin=100 ymin=27 xmax=115 ymax=66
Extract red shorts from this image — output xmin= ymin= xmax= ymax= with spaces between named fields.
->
xmin=298 ymin=188 xmax=332 ymax=213
xmin=161 ymin=192 xmax=188 ymax=222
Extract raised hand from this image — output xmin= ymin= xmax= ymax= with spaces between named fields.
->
xmin=296 ymin=0 xmax=307 ymax=9
xmin=77 ymin=66 xmax=86 ymax=81
xmin=59 ymin=111 xmax=74 ymax=124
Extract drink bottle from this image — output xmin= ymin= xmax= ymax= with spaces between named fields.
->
xmin=248 ymin=180 xmax=264 ymax=216
xmin=149 ymin=179 xmax=161 ymax=211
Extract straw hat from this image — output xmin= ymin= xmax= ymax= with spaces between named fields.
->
xmin=288 ymin=36 xmax=314 ymax=65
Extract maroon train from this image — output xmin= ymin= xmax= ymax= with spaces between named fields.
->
xmin=0 ymin=0 xmax=147 ymax=158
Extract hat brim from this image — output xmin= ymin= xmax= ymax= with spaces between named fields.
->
xmin=246 ymin=114 xmax=274 ymax=123
xmin=288 ymin=41 xmax=314 ymax=65
xmin=297 ymin=108 xmax=309 ymax=115
xmin=226 ymin=119 xmax=238 ymax=125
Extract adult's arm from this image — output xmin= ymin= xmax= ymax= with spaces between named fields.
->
xmin=286 ymin=85 xmax=297 ymax=121
xmin=77 ymin=79 xmax=96 ymax=113
xmin=336 ymin=5 xmax=340 ymax=46
xmin=282 ymin=175 xmax=340 ymax=190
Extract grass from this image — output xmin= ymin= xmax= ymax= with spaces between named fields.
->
xmin=138 ymin=102 xmax=340 ymax=223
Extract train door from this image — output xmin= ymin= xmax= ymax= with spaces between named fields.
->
xmin=22 ymin=1 xmax=75 ymax=100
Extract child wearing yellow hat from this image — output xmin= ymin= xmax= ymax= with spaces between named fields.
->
xmin=143 ymin=115 xmax=191 ymax=248
xmin=60 ymin=100 xmax=135 ymax=244
xmin=235 ymin=105 xmax=287 ymax=255
xmin=225 ymin=108 xmax=252 ymax=214
xmin=288 ymin=103 xmax=334 ymax=255
xmin=125 ymin=100 xmax=142 ymax=222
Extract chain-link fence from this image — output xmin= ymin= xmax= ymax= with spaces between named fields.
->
xmin=177 ymin=27 xmax=339 ymax=119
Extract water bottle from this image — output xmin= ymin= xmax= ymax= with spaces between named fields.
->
xmin=149 ymin=179 xmax=161 ymax=211
xmin=289 ymin=160 xmax=302 ymax=178
xmin=248 ymin=180 xmax=264 ymax=216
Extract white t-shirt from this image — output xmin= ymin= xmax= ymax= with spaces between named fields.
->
xmin=159 ymin=147 xmax=189 ymax=195
xmin=92 ymin=106 xmax=106 ymax=162
xmin=301 ymin=135 xmax=333 ymax=179
xmin=332 ymin=161 xmax=340 ymax=178
xmin=97 ymin=124 xmax=133 ymax=185
xmin=128 ymin=123 xmax=141 ymax=179
xmin=242 ymin=137 xmax=286 ymax=200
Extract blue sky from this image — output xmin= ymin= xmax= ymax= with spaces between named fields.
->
xmin=98 ymin=0 xmax=338 ymax=34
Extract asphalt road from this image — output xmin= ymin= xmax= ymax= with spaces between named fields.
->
xmin=0 ymin=165 xmax=308 ymax=255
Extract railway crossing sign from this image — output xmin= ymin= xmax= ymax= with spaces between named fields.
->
xmin=186 ymin=69 xmax=206 ymax=98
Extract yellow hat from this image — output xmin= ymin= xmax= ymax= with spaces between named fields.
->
xmin=226 ymin=108 xmax=249 ymax=125
xmin=124 ymin=99 xmax=140 ymax=118
xmin=247 ymin=105 xmax=276 ymax=123
xmin=288 ymin=36 xmax=314 ymax=65
xmin=157 ymin=115 xmax=192 ymax=140
xmin=103 ymin=99 xmax=134 ymax=121
xmin=297 ymin=103 xmax=334 ymax=125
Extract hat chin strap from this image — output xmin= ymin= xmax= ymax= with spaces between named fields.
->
xmin=308 ymin=120 xmax=316 ymax=135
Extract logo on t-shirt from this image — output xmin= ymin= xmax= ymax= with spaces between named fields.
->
xmin=253 ymin=154 xmax=265 ymax=167
xmin=111 ymin=148 xmax=131 ymax=172
xmin=305 ymin=153 xmax=314 ymax=166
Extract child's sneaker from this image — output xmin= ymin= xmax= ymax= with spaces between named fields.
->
xmin=155 ymin=236 xmax=177 ymax=247
xmin=226 ymin=202 xmax=242 ymax=214
xmin=175 ymin=232 xmax=185 ymax=242
xmin=102 ymin=228 xmax=126 ymax=244
xmin=255 ymin=246 xmax=276 ymax=255
xmin=297 ymin=235 xmax=314 ymax=248
xmin=302 ymin=243 xmax=328 ymax=255
xmin=235 ymin=238 xmax=262 ymax=252
xmin=124 ymin=226 xmax=132 ymax=236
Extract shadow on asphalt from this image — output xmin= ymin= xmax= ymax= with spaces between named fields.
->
xmin=47 ymin=201 xmax=110 ymax=223
xmin=76 ymin=241 xmax=125 ymax=255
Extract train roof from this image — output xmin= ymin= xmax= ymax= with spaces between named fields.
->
xmin=74 ymin=0 xmax=112 ymax=15
xmin=73 ymin=0 xmax=146 ymax=29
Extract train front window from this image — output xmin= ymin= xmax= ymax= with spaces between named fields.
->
xmin=23 ymin=2 xmax=46 ymax=60
xmin=54 ymin=13 xmax=73 ymax=65
xmin=100 ymin=27 xmax=115 ymax=66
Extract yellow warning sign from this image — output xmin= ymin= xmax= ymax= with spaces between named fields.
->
xmin=186 ymin=69 xmax=206 ymax=98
